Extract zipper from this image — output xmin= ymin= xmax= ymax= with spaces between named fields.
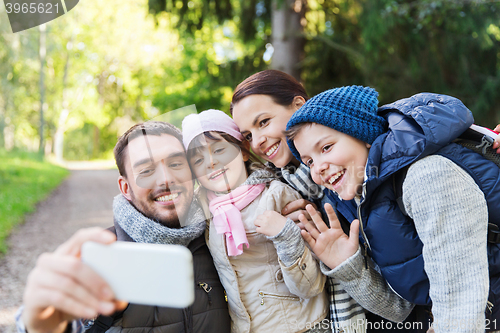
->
xmin=357 ymin=182 xmax=372 ymax=268
xmin=386 ymin=281 xmax=405 ymax=300
xmin=258 ymin=291 xmax=300 ymax=305
xmin=487 ymin=300 xmax=494 ymax=314
xmin=198 ymin=282 xmax=212 ymax=306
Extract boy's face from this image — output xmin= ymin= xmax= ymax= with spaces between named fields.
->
xmin=293 ymin=123 xmax=370 ymax=200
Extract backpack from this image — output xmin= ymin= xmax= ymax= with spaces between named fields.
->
xmin=393 ymin=124 xmax=500 ymax=243
xmin=392 ymin=124 xmax=500 ymax=320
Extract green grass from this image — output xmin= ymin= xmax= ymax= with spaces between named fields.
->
xmin=0 ymin=150 xmax=69 ymax=254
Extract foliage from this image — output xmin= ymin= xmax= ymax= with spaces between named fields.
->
xmin=146 ymin=0 xmax=273 ymax=115
xmin=2 ymin=0 xmax=500 ymax=161
xmin=151 ymin=19 xmax=269 ymax=114
xmin=302 ymin=0 xmax=500 ymax=126
xmin=148 ymin=0 xmax=272 ymax=42
xmin=0 ymin=149 xmax=69 ymax=254
xmin=0 ymin=0 xmax=271 ymax=160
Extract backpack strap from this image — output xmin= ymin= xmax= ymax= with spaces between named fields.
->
xmin=84 ymin=305 xmax=129 ymax=333
xmin=392 ymin=165 xmax=410 ymax=217
xmin=392 ymin=157 xmax=500 ymax=245
xmin=488 ymin=224 xmax=500 ymax=244
xmin=83 ymin=292 xmax=128 ymax=332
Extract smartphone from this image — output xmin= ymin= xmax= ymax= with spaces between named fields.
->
xmin=81 ymin=241 xmax=194 ymax=308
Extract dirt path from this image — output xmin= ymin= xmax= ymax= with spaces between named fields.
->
xmin=0 ymin=167 xmax=120 ymax=332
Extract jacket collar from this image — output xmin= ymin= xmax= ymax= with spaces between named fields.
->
xmin=363 ymin=93 xmax=474 ymax=197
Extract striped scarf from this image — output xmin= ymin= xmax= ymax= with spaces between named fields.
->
xmin=327 ymin=277 xmax=366 ymax=333
xmin=281 ymin=163 xmax=324 ymax=200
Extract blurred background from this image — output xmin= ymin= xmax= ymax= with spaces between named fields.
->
xmin=1 ymin=0 xmax=500 ymax=162
xmin=1 ymin=1 xmax=500 ymax=328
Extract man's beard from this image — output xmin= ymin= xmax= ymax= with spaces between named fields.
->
xmin=129 ymin=189 xmax=186 ymax=229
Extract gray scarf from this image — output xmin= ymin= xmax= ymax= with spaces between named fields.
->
xmin=113 ymin=194 xmax=207 ymax=247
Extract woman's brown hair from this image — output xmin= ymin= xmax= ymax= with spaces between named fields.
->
xmin=230 ymin=70 xmax=309 ymax=115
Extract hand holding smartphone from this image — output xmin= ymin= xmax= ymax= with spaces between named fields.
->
xmin=81 ymin=241 xmax=195 ymax=308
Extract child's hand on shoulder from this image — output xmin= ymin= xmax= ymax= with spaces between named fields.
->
xmin=254 ymin=211 xmax=287 ymax=237
xmin=281 ymin=198 xmax=316 ymax=222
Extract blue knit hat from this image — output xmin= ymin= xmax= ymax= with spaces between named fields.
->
xmin=286 ymin=85 xmax=387 ymax=162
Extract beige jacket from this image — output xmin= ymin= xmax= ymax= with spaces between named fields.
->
xmin=204 ymin=180 xmax=328 ymax=333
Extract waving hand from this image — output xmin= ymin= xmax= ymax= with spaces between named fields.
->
xmin=299 ymin=203 xmax=360 ymax=269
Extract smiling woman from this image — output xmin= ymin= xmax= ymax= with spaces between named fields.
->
xmin=230 ymin=70 xmax=328 ymax=207
xmin=230 ymin=70 xmax=308 ymax=169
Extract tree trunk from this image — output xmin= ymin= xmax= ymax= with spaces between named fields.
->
xmin=0 ymin=93 xmax=6 ymax=149
xmin=54 ymin=41 xmax=71 ymax=163
xmin=270 ymin=0 xmax=305 ymax=80
xmin=0 ymin=114 xmax=5 ymax=150
xmin=38 ymin=24 xmax=47 ymax=156
xmin=93 ymin=125 xmax=100 ymax=159
xmin=54 ymin=108 xmax=69 ymax=162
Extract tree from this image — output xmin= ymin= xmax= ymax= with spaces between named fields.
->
xmin=5 ymin=0 xmax=500 ymax=159
xmin=301 ymin=0 xmax=500 ymax=125
xmin=270 ymin=0 xmax=305 ymax=79
xmin=38 ymin=24 xmax=46 ymax=156
xmin=147 ymin=0 xmax=305 ymax=78
xmin=2 ymin=0 xmax=198 ymax=159
xmin=0 ymin=33 xmax=14 ymax=149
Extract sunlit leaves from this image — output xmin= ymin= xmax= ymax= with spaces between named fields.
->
xmin=302 ymin=0 xmax=500 ymax=126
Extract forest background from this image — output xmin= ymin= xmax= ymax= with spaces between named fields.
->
xmin=1 ymin=0 xmax=500 ymax=161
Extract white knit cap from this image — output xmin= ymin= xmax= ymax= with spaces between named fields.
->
xmin=181 ymin=109 xmax=244 ymax=150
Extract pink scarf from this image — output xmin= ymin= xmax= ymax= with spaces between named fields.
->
xmin=208 ymin=184 xmax=266 ymax=256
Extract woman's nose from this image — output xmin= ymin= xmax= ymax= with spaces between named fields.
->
xmin=253 ymin=133 xmax=266 ymax=151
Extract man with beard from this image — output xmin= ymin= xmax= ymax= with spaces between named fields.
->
xmin=17 ymin=121 xmax=231 ymax=333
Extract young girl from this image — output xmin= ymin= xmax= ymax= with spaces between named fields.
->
xmin=181 ymin=109 xmax=329 ymax=333
xmin=285 ymin=85 xmax=500 ymax=332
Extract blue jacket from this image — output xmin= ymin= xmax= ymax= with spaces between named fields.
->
xmin=328 ymin=93 xmax=500 ymax=312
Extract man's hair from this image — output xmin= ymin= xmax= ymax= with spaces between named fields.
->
xmin=114 ymin=121 xmax=183 ymax=178
xmin=230 ymin=70 xmax=309 ymax=115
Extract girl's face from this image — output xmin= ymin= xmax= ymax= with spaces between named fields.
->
xmin=293 ymin=123 xmax=370 ymax=201
xmin=189 ymin=132 xmax=248 ymax=193
xmin=232 ymin=94 xmax=304 ymax=168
